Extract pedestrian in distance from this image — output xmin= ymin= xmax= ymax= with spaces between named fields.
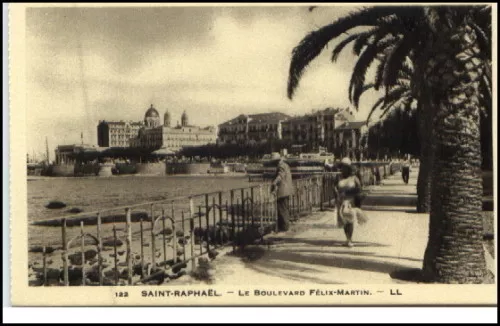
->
xmin=401 ymin=155 xmax=411 ymax=184
xmin=270 ymin=153 xmax=294 ymax=232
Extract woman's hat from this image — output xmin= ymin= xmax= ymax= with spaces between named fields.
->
xmin=340 ymin=157 xmax=352 ymax=166
xmin=271 ymin=152 xmax=281 ymax=160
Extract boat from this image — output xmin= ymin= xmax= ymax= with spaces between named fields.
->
xmin=27 ymin=162 xmax=44 ymax=176
xmin=208 ymin=162 xmax=231 ymax=174
xmin=247 ymin=149 xmax=335 ymax=180
xmin=112 ymin=161 xmax=137 ymax=175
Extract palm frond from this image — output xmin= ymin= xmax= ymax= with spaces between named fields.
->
xmin=470 ymin=21 xmax=491 ymax=60
xmin=366 ymin=87 xmax=410 ymax=124
xmin=360 ymin=83 xmax=376 ymax=96
xmin=287 ymin=6 xmax=420 ymax=99
xmin=479 ymin=74 xmax=492 ymax=117
xmin=366 ymin=96 xmax=386 ymax=124
xmin=374 ymin=50 xmax=389 ymax=90
xmin=352 ymin=28 xmax=378 ymax=55
xmin=350 ymin=37 xmax=399 ymax=107
xmin=379 ymin=96 xmax=408 ymax=120
xmin=382 ymin=35 xmax=414 ymax=94
xmin=331 ymin=33 xmax=365 ymax=62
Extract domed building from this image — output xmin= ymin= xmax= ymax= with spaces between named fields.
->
xmin=129 ymin=105 xmax=217 ymax=152
xmin=181 ymin=110 xmax=189 ymax=127
xmin=164 ymin=110 xmax=171 ymax=127
xmin=144 ymin=104 xmax=161 ymax=128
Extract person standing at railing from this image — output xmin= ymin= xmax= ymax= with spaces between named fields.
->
xmin=270 ymin=153 xmax=294 ymax=232
xmin=335 ymin=157 xmax=367 ymax=248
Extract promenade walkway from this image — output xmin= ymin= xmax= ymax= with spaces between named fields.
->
xmin=175 ymin=169 xmax=495 ymax=285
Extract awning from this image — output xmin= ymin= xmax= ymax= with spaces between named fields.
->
xmin=151 ymin=148 xmax=176 ymax=156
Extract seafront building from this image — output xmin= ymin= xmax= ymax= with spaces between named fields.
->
xmin=218 ymin=108 xmax=369 ymax=158
xmin=280 ymin=107 xmax=368 ymax=156
xmin=54 ymin=144 xmax=103 ymax=164
xmin=129 ymin=105 xmax=218 ymax=152
xmin=332 ymin=120 xmax=369 ymax=159
xmin=97 ymin=120 xmax=144 ymax=147
xmin=217 ymin=112 xmax=291 ymax=145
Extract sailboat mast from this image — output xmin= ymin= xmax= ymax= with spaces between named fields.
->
xmin=45 ymin=137 xmax=50 ymax=163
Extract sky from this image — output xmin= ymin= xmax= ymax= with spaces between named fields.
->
xmin=26 ymin=4 xmax=383 ymax=159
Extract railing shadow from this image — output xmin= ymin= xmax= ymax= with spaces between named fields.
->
xmin=237 ymin=247 xmax=344 ymax=284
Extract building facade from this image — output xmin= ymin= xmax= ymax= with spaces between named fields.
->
xmin=130 ymin=105 xmax=217 ymax=152
xmin=54 ymin=144 xmax=102 ymax=164
xmin=332 ymin=121 xmax=369 ymax=159
xmin=281 ymin=107 xmax=355 ymax=152
xmin=97 ymin=120 xmax=144 ymax=147
xmin=218 ymin=112 xmax=290 ymax=145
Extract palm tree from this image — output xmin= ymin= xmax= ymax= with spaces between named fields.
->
xmin=288 ymin=5 xmax=492 ymax=283
xmin=296 ymin=6 xmax=490 ymax=214
xmin=298 ymin=6 xmax=437 ymax=212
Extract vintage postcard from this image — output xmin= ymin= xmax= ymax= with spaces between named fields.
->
xmin=9 ymin=3 xmax=497 ymax=307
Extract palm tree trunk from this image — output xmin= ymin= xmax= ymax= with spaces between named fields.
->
xmin=412 ymin=52 xmax=434 ymax=214
xmin=416 ymin=100 xmax=434 ymax=213
xmin=422 ymin=22 xmax=486 ymax=283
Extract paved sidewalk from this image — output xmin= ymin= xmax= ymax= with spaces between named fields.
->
xmin=175 ymin=170 xmax=494 ymax=285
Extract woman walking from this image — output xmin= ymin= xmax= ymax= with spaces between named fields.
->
xmin=335 ymin=157 xmax=366 ymax=247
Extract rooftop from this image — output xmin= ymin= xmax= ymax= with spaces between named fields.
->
xmin=335 ymin=121 xmax=367 ymax=130
xmin=99 ymin=120 xmax=144 ymax=126
xmin=219 ymin=112 xmax=290 ymax=126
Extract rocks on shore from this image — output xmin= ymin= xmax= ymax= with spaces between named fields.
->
xmin=67 ymin=249 xmax=98 ymax=265
xmin=29 ymin=246 xmax=57 ymax=254
xmin=32 ymin=211 xmax=150 ymax=227
xmin=157 ymin=259 xmax=176 ymax=268
xmin=208 ymin=249 xmax=219 ymax=260
xmin=172 ymin=262 xmax=187 ymax=274
xmin=84 ymin=249 xmax=97 ymax=260
xmin=102 ymin=238 xmax=123 ymax=247
xmin=67 ymin=207 xmax=84 ymax=214
xmin=168 ymin=270 xmax=187 ymax=280
xmin=157 ymin=228 xmax=173 ymax=236
xmin=191 ymin=257 xmax=215 ymax=283
xmin=45 ymin=201 xmax=67 ymax=209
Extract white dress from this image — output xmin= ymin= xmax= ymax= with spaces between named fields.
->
xmin=337 ymin=176 xmax=367 ymax=225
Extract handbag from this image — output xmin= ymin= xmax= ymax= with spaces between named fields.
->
xmin=354 ymin=207 xmax=369 ymax=225
xmin=339 ymin=200 xmax=356 ymax=224
xmin=339 ymin=200 xmax=369 ymax=225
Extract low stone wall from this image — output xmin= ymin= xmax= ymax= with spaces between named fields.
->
xmin=135 ymin=162 xmax=166 ymax=175
xmin=166 ymin=163 xmax=211 ymax=175
xmin=74 ymin=163 xmax=100 ymax=176
xmin=98 ymin=164 xmax=114 ymax=177
xmin=51 ymin=164 xmax=75 ymax=177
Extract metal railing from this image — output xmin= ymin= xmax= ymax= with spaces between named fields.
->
xmin=29 ymin=163 xmax=397 ymax=287
xmin=29 ymin=174 xmax=335 ymax=286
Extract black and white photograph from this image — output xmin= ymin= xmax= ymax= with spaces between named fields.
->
xmin=7 ymin=3 xmax=496 ymax=308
